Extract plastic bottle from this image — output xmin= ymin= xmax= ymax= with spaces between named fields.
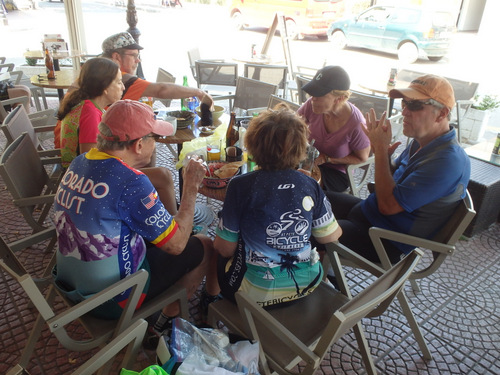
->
xmin=44 ymin=48 xmax=56 ymax=80
xmin=181 ymin=75 xmax=189 ymax=111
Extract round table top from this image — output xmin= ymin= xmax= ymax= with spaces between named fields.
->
xmin=155 ymin=110 xmax=228 ymax=145
xmin=30 ymin=69 xmax=79 ymax=90
xmin=198 ymin=164 xmax=322 ymax=202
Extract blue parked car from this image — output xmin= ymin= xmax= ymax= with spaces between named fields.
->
xmin=327 ymin=6 xmax=456 ymax=63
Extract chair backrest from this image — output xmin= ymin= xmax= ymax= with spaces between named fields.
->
xmin=0 ymin=228 xmax=187 ymax=372
xmin=369 ymin=190 xmax=475 ymax=283
xmin=0 ymin=62 xmax=15 ymax=73
xmin=1 ymin=105 xmax=40 ymax=148
xmin=350 ymin=90 xmax=390 ymax=115
xmin=296 ymin=75 xmax=311 ymax=105
xmin=445 ymin=77 xmax=479 ymax=102
xmin=233 ymin=77 xmax=278 ymax=111
xmin=396 ymin=69 xmax=423 ymax=85
xmin=0 ymin=95 xmax=30 ymax=123
xmin=188 ymin=47 xmax=201 ymax=80
xmin=0 ymin=133 xmax=55 ymax=232
xmin=267 ymin=94 xmax=300 ymax=112
xmin=195 ymin=60 xmax=238 ymax=89
xmin=244 ymin=63 xmax=288 ymax=93
xmin=226 ymin=250 xmax=421 ymax=375
xmin=155 ymin=68 xmax=176 ymax=108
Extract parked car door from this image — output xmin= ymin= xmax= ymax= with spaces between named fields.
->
xmin=348 ymin=6 xmax=391 ymax=49
xmin=381 ymin=8 xmax=421 ymax=51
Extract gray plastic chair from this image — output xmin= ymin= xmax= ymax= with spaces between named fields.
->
xmin=0 ymin=229 xmax=189 ymax=374
xmin=1 ymin=105 xmax=58 ymax=155
xmin=195 ymin=60 xmax=238 ymax=97
xmin=187 ymin=47 xmax=224 ymax=85
xmin=295 ymin=75 xmax=311 ymax=105
xmin=208 ymin=249 xmax=422 ymax=375
xmin=0 ymin=133 xmax=60 ymax=233
xmin=213 ymin=77 xmax=278 ymax=116
xmin=244 ymin=63 xmax=288 ymax=97
xmin=325 ymin=190 xmax=475 ymax=361
xmin=267 ymin=94 xmax=300 ymax=112
xmin=155 ymin=67 xmax=176 ymax=108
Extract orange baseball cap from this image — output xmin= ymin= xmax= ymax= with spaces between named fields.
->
xmin=389 ymin=74 xmax=455 ymax=109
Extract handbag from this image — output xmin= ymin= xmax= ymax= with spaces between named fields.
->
xmin=0 ymin=79 xmax=14 ymax=100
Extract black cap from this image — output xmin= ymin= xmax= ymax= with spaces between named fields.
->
xmin=302 ymin=66 xmax=350 ymax=97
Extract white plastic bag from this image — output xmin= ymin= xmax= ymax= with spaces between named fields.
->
xmin=175 ymin=123 xmax=228 ymax=170
xmin=170 ymin=318 xmax=260 ymax=375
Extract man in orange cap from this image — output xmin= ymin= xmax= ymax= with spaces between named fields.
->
xmin=317 ymin=74 xmax=470 ymax=264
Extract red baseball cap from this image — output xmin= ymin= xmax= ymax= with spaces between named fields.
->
xmin=100 ymin=100 xmax=174 ymax=142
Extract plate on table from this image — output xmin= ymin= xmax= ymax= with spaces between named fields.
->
xmin=166 ymin=110 xmax=195 ymax=129
xmin=199 ymin=126 xmax=215 ymax=136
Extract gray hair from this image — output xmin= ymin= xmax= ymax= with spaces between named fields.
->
xmin=429 ymin=99 xmax=452 ymax=120
xmin=97 ymin=122 xmax=138 ymax=151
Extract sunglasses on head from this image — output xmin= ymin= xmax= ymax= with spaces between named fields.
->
xmin=401 ymin=99 xmax=435 ymax=112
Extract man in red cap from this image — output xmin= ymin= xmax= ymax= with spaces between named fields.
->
xmin=53 ymin=100 xmax=220 ymax=346
xmin=318 ymin=74 xmax=470 ymax=264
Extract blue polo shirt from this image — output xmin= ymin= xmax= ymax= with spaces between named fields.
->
xmin=361 ymin=128 xmax=470 ymax=253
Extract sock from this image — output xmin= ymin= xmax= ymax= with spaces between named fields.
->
xmin=153 ymin=312 xmax=173 ymax=333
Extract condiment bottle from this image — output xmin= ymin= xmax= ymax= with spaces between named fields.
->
xmin=44 ymin=48 xmax=56 ymax=80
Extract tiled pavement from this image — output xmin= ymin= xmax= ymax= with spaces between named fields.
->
xmin=0 ymin=99 xmax=499 ymax=374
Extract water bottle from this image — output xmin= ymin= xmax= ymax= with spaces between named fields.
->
xmin=181 ymin=75 xmax=189 ymax=111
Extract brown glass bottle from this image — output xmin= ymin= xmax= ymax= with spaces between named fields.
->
xmin=226 ymin=112 xmax=239 ymax=148
xmin=44 ymin=48 xmax=56 ymax=80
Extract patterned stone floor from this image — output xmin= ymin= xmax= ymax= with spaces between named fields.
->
xmin=0 ymin=99 xmax=499 ymax=374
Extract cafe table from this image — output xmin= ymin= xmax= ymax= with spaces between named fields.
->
xmin=155 ymin=108 xmax=230 ymax=195
xmin=30 ymin=69 xmax=79 ymax=101
xmin=198 ymin=164 xmax=322 ymax=202
xmin=23 ymin=50 xmax=80 ymax=71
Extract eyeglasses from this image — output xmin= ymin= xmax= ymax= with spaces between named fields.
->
xmin=122 ymin=53 xmax=141 ymax=60
xmin=401 ymin=99 xmax=434 ymax=112
xmin=144 ymin=134 xmax=162 ymax=141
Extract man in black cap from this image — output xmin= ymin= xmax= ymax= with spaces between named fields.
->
xmin=298 ymin=65 xmax=371 ymax=192
xmin=101 ymin=31 xmax=212 ymax=105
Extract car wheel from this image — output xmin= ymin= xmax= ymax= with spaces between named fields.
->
xmin=231 ymin=11 xmax=244 ymax=30
xmin=428 ymin=56 xmax=444 ymax=62
xmin=397 ymin=42 xmax=419 ymax=64
xmin=329 ymin=30 xmax=347 ymax=50
xmin=285 ymin=19 xmax=302 ymax=40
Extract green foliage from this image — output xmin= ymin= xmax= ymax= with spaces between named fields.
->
xmin=25 ymin=57 xmax=38 ymax=66
xmin=472 ymin=94 xmax=500 ymax=111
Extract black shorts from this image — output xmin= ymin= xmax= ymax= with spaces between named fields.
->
xmin=144 ymin=236 xmax=204 ymax=302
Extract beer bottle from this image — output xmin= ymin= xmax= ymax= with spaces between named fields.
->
xmin=226 ymin=112 xmax=239 ymax=149
xmin=181 ymin=75 xmax=189 ymax=111
xmin=492 ymin=133 xmax=500 ymax=155
xmin=45 ymin=48 xmax=56 ymax=80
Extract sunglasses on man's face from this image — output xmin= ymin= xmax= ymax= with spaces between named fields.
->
xmin=401 ymin=99 xmax=434 ymax=112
